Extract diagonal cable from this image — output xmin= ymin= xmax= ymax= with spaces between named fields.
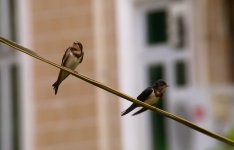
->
xmin=0 ymin=36 xmax=233 ymax=146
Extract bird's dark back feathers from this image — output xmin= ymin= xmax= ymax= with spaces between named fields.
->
xmin=137 ymin=87 xmax=153 ymax=101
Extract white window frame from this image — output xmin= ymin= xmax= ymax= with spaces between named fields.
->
xmin=0 ymin=0 xmax=16 ymax=150
xmin=137 ymin=2 xmax=194 ymax=150
xmin=16 ymin=0 xmax=35 ymax=150
xmin=0 ymin=0 xmax=34 ymax=150
xmin=117 ymin=0 xmax=195 ymax=150
xmin=116 ymin=0 xmax=153 ymax=149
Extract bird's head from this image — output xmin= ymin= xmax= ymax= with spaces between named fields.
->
xmin=73 ymin=41 xmax=83 ymax=53
xmin=152 ymin=79 xmax=168 ymax=93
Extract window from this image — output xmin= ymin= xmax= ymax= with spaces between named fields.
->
xmin=117 ymin=1 xmax=192 ymax=150
xmin=137 ymin=1 xmax=191 ymax=150
xmin=175 ymin=60 xmax=187 ymax=86
xmin=11 ymin=65 xmax=20 ymax=150
xmin=146 ymin=10 xmax=167 ymax=45
xmin=0 ymin=0 xmax=21 ymax=150
xmin=175 ymin=16 xmax=185 ymax=49
xmin=148 ymin=65 xmax=167 ymax=150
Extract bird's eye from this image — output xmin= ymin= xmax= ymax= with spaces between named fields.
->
xmin=78 ymin=43 xmax=83 ymax=50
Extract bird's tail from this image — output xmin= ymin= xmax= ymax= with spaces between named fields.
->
xmin=132 ymin=108 xmax=148 ymax=116
xmin=52 ymin=80 xmax=60 ymax=95
xmin=121 ymin=104 xmax=137 ymax=116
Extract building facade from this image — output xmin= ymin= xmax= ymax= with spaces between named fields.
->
xmin=118 ymin=0 xmax=234 ymax=150
xmin=0 ymin=0 xmax=233 ymax=150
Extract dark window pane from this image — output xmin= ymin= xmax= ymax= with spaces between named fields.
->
xmin=175 ymin=61 xmax=187 ymax=86
xmin=146 ymin=10 xmax=167 ymax=45
xmin=9 ymin=0 xmax=16 ymax=40
xmin=175 ymin=16 xmax=186 ymax=49
xmin=148 ymin=65 xmax=164 ymax=84
xmin=148 ymin=65 xmax=167 ymax=150
xmin=11 ymin=65 xmax=20 ymax=150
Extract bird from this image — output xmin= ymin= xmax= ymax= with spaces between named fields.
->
xmin=52 ymin=41 xmax=84 ymax=95
xmin=121 ymin=79 xmax=168 ymax=116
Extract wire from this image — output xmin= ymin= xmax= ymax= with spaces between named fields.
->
xmin=0 ymin=36 xmax=233 ymax=146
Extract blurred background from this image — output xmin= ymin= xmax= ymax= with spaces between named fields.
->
xmin=0 ymin=0 xmax=234 ymax=150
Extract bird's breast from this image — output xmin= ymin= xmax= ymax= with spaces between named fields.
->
xmin=64 ymin=53 xmax=81 ymax=69
xmin=145 ymin=93 xmax=160 ymax=105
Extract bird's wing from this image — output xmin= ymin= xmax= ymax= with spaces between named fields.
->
xmin=137 ymin=87 xmax=153 ymax=101
xmin=61 ymin=47 xmax=71 ymax=65
xmin=121 ymin=87 xmax=153 ymax=116
xmin=121 ymin=104 xmax=137 ymax=116
xmin=79 ymin=51 xmax=84 ymax=63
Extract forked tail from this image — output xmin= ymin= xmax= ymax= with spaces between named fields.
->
xmin=52 ymin=81 xmax=60 ymax=95
xmin=121 ymin=104 xmax=137 ymax=116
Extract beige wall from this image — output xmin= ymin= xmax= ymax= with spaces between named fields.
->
xmin=28 ymin=0 xmax=234 ymax=149
xmin=30 ymin=0 xmax=120 ymax=150
xmin=193 ymin=0 xmax=233 ymax=85
xmin=206 ymin=0 xmax=232 ymax=84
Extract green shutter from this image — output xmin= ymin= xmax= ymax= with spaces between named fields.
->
xmin=11 ymin=65 xmax=20 ymax=150
xmin=148 ymin=65 xmax=167 ymax=150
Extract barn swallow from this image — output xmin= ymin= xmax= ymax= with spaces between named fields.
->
xmin=121 ymin=79 xmax=168 ymax=116
xmin=52 ymin=41 xmax=84 ymax=95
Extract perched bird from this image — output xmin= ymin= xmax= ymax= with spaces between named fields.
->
xmin=52 ymin=41 xmax=84 ymax=95
xmin=121 ymin=79 xmax=168 ymax=116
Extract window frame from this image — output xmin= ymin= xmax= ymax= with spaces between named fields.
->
xmin=137 ymin=2 xmax=195 ymax=150
xmin=0 ymin=0 xmax=19 ymax=149
xmin=117 ymin=0 xmax=195 ymax=150
xmin=0 ymin=0 xmax=34 ymax=150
